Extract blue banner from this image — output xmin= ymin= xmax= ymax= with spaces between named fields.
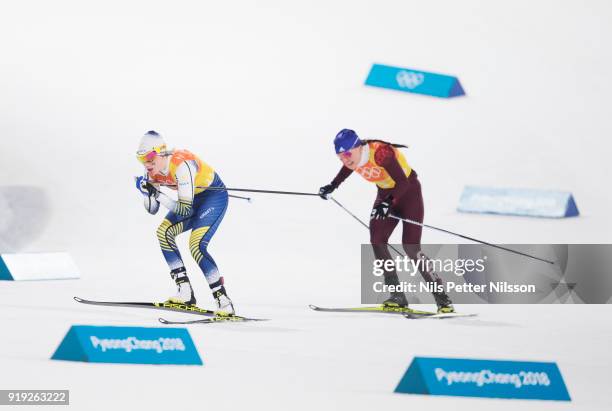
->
xmin=458 ymin=186 xmax=579 ymax=218
xmin=51 ymin=325 xmax=203 ymax=365
xmin=395 ymin=357 xmax=570 ymax=401
xmin=365 ymin=64 xmax=465 ymax=98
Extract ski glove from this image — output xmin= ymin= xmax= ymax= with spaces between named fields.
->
xmin=135 ymin=176 xmax=160 ymax=199
xmin=135 ymin=176 xmax=148 ymax=195
xmin=318 ymin=184 xmax=336 ymax=200
xmin=371 ymin=195 xmax=393 ymax=220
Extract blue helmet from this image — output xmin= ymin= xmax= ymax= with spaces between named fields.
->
xmin=333 ymin=129 xmax=361 ymax=154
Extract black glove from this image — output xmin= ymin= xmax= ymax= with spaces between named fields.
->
xmin=318 ymin=183 xmax=336 ymax=200
xmin=371 ymin=195 xmax=393 ymax=220
xmin=143 ymin=181 xmax=160 ymax=199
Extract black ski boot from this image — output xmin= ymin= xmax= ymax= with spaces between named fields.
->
xmin=383 ymin=292 xmax=409 ymax=308
xmin=433 ymin=291 xmax=454 ymax=314
xmin=381 ymin=269 xmax=408 ymax=308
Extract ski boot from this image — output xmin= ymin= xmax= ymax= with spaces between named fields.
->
xmin=382 ymin=292 xmax=409 ymax=308
xmin=166 ymin=267 xmax=196 ymax=306
xmin=433 ymin=291 xmax=455 ymax=314
xmin=213 ymin=286 xmax=235 ymax=316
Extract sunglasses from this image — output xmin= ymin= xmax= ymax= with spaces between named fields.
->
xmin=341 ymin=145 xmax=362 ymax=158
xmin=136 ymin=147 xmax=163 ymax=163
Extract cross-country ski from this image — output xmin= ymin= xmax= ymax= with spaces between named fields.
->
xmin=158 ymin=316 xmax=268 ymax=325
xmin=74 ymin=296 xmax=216 ymax=316
xmin=308 ymin=304 xmax=476 ymax=319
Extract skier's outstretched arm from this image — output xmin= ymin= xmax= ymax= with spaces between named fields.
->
xmin=319 ymin=166 xmax=353 ymax=199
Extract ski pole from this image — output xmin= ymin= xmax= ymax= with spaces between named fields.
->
xmin=229 ymin=194 xmax=253 ymax=202
xmin=158 ymin=183 xmax=318 ymax=197
xmin=330 ymin=197 xmax=406 ymax=258
xmin=388 ymin=214 xmax=555 ymax=265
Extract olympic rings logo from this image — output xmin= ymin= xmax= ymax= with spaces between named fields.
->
xmin=396 ymin=70 xmax=425 ymax=89
xmin=357 ymin=166 xmax=383 ymax=180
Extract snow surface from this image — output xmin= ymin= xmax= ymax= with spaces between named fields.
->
xmin=1 ymin=0 xmax=611 ymax=410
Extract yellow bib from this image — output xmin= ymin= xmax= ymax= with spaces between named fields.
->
xmin=354 ymin=142 xmax=411 ymax=189
xmin=149 ymin=149 xmax=215 ymax=194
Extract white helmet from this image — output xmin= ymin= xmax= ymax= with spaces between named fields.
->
xmin=136 ymin=130 xmax=168 ymax=162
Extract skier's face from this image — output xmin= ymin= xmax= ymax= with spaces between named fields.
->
xmin=143 ymin=155 xmax=167 ymax=175
xmin=337 ymin=145 xmax=362 ymax=170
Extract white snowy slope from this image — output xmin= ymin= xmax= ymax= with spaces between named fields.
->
xmin=1 ymin=0 xmax=611 ymax=410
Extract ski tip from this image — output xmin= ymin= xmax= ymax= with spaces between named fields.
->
xmin=308 ymin=304 xmax=319 ymax=311
xmin=158 ymin=318 xmax=170 ymax=324
xmin=73 ymin=296 xmax=84 ymax=303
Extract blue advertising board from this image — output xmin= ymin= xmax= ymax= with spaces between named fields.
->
xmin=51 ymin=325 xmax=203 ymax=365
xmin=365 ymin=64 xmax=465 ymax=98
xmin=458 ymin=186 xmax=579 ymax=218
xmin=395 ymin=357 xmax=570 ymax=401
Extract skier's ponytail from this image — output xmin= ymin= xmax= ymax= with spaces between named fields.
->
xmin=361 ymin=139 xmax=408 ymax=149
